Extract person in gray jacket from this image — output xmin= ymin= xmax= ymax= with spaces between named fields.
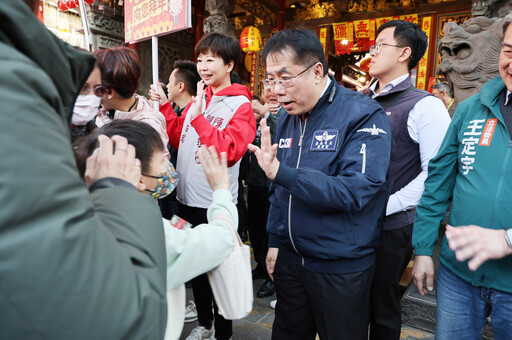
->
xmin=0 ymin=0 xmax=168 ymax=338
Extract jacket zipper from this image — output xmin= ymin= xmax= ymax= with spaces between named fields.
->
xmin=489 ymin=140 xmax=512 ymax=227
xmin=288 ymin=118 xmax=307 ymax=265
xmin=360 ymin=143 xmax=367 ymax=174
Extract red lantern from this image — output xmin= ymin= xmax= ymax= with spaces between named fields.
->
xmin=57 ymin=0 xmax=68 ymax=11
xmin=359 ymin=57 xmax=371 ymax=73
xmin=239 ymin=26 xmax=262 ymax=54
xmin=85 ymin=0 xmax=95 ymax=4
xmin=66 ymin=0 xmax=77 ymax=9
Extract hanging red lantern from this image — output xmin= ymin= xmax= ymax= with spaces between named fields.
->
xmin=75 ymin=0 xmax=94 ymax=5
xmin=359 ymin=57 xmax=371 ymax=73
xmin=240 ymin=26 xmax=262 ymax=54
xmin=66 ymin=0 xmax=77 ymax=9
xmin=57 ymin=0 xmax=68 ymax=10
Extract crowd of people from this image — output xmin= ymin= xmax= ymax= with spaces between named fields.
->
xmin=2 ymin=0 xmax=512 ymax=339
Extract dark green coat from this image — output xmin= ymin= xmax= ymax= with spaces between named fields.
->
xmin=0 ymin=1 xmax=167 ymax=338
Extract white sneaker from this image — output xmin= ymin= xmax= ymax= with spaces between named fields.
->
xmin=184 ymin=300 xmax=198 ymax=323
xmin=270 ymin=299 xmax=277 ymax=309
xmin=185 ymin=325 xmax=215 ymax=340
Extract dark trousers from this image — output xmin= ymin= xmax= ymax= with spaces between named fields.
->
xmin=158 ymin=194 xmax=179 ymax=220
xmin=236 ymin=178 xmax=248 ymax=235
xmin=247 ymin=185 xmax=270 ymax=278
xmin=178 ymin=203 xmax=232 ymax=340
xmin=272 ymin=252 xmax=375 ymax=340
xmin=369 ymin=224 xmax=413 ymax=340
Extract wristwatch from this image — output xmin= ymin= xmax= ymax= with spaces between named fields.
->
xmin=505 ymin=229 xmax=512 ymax=249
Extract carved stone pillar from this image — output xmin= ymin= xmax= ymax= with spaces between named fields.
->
xmin=203 ymin=0 xmax=235 ymax=35
xmin=87 ymin=7 xmax=125 ymax=50
xmin=139 ymin=31 xmax=194 ymax=97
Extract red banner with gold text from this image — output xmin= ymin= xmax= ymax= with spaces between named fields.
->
xmin=333 ymin=22 xmax=354 ymax=55
xmin=416 ymin=16 xmax=432 ymax=90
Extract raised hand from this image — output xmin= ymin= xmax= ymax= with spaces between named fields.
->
xmin=190 ymin=80 xmax=206 ymax=120
xmin=148 ymin=82 xmax=168 ymax=106
xmin=247 ymin=118 xmax=280 ymax=180
xmin=198 ymin=145 xmax=229 ymax=191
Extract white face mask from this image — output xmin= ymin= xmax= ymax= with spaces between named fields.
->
xmin=72 ymin=95 xmax=101 ymax=125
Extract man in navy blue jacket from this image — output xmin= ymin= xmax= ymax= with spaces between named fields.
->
xmin=248 ymin=29 xmax=392 ymax=340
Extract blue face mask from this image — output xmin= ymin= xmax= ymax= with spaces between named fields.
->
xmin=143 ymin=162 xmax=178 ymax=199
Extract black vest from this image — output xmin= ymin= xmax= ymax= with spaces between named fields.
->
xmin=370 ymin=77 xmax=431 ymax=230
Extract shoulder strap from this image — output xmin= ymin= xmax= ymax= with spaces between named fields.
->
xmin=213 ymin=213 xmax=243 ymax=250
xmin=375 ymin=85 xmax=415 ymax=110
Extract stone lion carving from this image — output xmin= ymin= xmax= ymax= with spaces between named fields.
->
xmin=203 ymin=14 xmax=228 ymax=33
xmin=205 ymin=0 xmax=235 ymax=16
xmin=437 ymin=16 xmax=504 ymax=103
xmin=472 ymin=0 xmax=493 ymax=16
xmin=472 ymin=0 xmax=512 ymax=17
xmin=203 ymin=14 xmax=235 ymax=36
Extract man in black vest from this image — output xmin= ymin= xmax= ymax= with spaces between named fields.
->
xmin=365 ymin=20 xmax=451 ymax=340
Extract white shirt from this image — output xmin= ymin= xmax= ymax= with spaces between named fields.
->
xmin=505 ymin=90 xmax=512 ymax=105
xmin=369 ymin=74 xmax=452 ymax=216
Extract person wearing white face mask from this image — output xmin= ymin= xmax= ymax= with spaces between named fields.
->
xmin=70 ymin=66 xmax=107 ymax=142
xmin=72 ymin=94 xmax=101 ymax=125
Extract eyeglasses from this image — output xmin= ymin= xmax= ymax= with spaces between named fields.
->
xmin=80 ymin=85 xmax=109 ymax=97
xmin=142 ymin=162 xmax=172 ymax=179
xmin=369 ymin=42 xmax=404 ymax=54
xmin=263 ymin=63 xmax=317 ymax=89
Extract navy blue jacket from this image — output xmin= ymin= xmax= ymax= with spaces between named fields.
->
xmin=268 ymin=76 xmax=392 ymax=274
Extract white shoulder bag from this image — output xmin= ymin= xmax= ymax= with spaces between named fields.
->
xmin=207 ymin=214 xmax=253 ymax=320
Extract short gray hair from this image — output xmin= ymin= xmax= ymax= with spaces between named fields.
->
xmin=503 ymin=13 xmax=512 ymax=34
xmin=432 ymin=82 xmax=452 ymax=96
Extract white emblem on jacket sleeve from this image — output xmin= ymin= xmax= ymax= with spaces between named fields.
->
xmin=356 ymin=124 xmax=387 ymax=136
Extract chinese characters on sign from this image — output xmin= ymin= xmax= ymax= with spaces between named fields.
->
xmin=249 ymin=53 xmax=258 ymax=93
xmin=416 ymin=16 xmax=432 ymax=90
xmin=400 ymin=14 xmax=418 ymax=25
xmin=354 ymin=19 xmax=371 ymax=51
xmin=319 ymin=27 xmax=328 ymax=57
xmin=376 ymin=16 xmax=394 ymax=29
xmin=125 ymin=0 xmax=191 ymax=43
xmin=333 ymin=22 xmax=354 ymax=55
xmin=335 ymin=14 xmax=419 ymax=55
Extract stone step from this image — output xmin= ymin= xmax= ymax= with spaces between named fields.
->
xmin=402 ymin=281 xmax=495 ymax=339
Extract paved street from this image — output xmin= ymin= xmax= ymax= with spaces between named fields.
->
xmin=179 ymin=278 xmax=435 ymax=340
